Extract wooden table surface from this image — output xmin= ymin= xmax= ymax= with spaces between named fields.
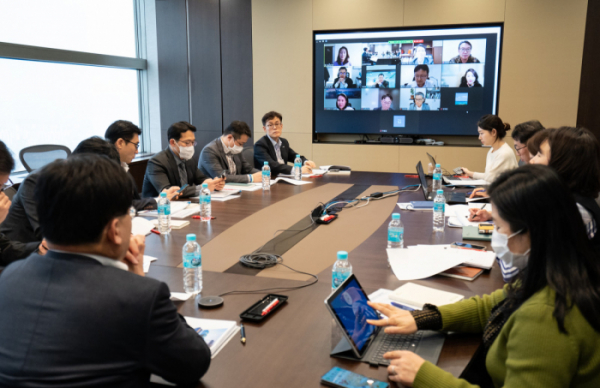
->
xmin=144 ymin=172 xmax=504 ymax=387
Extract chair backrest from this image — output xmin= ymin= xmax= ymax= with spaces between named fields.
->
xmin=242 ymin=147 xmax=254 ymax=167
xmin=19 ymin=145 xmax=71 ymax=173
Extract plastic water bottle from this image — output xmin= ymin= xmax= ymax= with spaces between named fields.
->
xmin=427 ymin=162 xmax=434 ymax=175
xmin=200 ymin=183 xmax=211 ymax=221
xmin=293 ymin=154 xmax=302 ymax=180
xmin=182 ymin=234 xmax=202 ymax=294
xmin=331 ymin=251 xmax=352 ymax=291
xmin=387 ymin=213 xmax=404 ymax=248
xmin=432 ymin=163 xmax=442 ymax=192
xmin=262 ymin=161 xmax=271 ymax=191
xmin=433 ymin=189 xmax=446 ymax=232
xmin=157 ymin=192 xmax=171 ymax=234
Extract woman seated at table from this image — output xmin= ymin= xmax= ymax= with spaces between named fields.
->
xmin=460 ymin=115 xmax=518 ymax=184
xmin=367 ymin=165 xmax=600 ymax=388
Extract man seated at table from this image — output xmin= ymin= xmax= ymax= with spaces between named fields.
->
xmin=0 ymin=140 xmax=46 ymax=267
xmin=254 ymin=111 xmax=316 ymax=176
xmin=199 ymin=120 xmax=261 ymax=183
xmin=0 ymin=154 xmax=211 ymax=386
xmin=142 ymin=121 xmax=225 ymax=198
xmin=105 ymin=120 xmax=179 ymax=210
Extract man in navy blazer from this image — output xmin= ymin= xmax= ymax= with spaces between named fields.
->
xmin=0 ymin=154 xmax=211 ymax=387
xmin=253 ymin=111 xmax=316 ymax=175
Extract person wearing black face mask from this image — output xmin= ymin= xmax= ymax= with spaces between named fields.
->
xmin=366 ymin=165 xmax=600 ymax=388
xmin=199 ymin=121 xmax=261 ymax=184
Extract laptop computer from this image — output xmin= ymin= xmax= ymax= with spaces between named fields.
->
xmin=417 ymin=161 xmax=467 ymax=204
xmin=325 ymin=274 xmax=445 ymax=367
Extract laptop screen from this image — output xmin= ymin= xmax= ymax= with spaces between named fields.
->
xmin=328 ymin=275 xmax=380 ymax=354
xmin=416 ymin=161 xmax=429 ymax=198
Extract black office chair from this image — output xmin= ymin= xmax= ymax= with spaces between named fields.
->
xmin=19 ymin=145 xmax=71 ymax=173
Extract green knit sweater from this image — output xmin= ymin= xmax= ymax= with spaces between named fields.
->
xmin=414 ymin=286 xmax=600 ymax=388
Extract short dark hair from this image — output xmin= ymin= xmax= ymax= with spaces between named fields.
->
xmin=0 ymin=140 xmax=15 ymax=175
xmin=414 ymin=64 xmax=429 ymax=74
xmin=477 ymin=114 xmax=510 ymax=140
xmin=381 ymin=94 xmax=393 ymax=101
xmin=224 ymin=121 xmax=252 ymax=139
xmin=548 ymin=127 xmax=600 ymax=198
xmin=378 ymin=73 xmax=384 ymax=77
xmin=104 ymin=120 xmax=141 ymax=144
xmin=261 ymin=111 xmax=282 ymax=126
xmin=458 ymin=40 xmax=472 ymax=49
xmin=511 ymin=120 xmax=545 ymax=143
xmin=73 ymin=136 xmax=121 ymax=164
xmin=527 ymin=128 xmax=551 ymax=156
xmin=34 ymin=154 xmax=133 ymax=245
xmin=414 ymin=92 xmax=425 ymax=100
xmin=167 ymin=121 xmax=196 ymax=142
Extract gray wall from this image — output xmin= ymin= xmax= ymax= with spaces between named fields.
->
xmin=147 ymin=0 xmax=254 ymax=161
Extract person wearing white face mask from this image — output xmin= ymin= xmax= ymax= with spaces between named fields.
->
xmin=199 ymin=121 xmax=261 ymax=184
xmin=142 ymin=121 xmax=225 ymax=198
xmin=366 ymin=165 xmax=600 ymax=388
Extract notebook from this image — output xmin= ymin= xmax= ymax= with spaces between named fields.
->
xmin=388 ymin=283 xmax=464 ymax=310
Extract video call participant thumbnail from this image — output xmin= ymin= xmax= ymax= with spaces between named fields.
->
xmin=336 ymin=93 xmax=355 ymax=111
xmin=408 ymin=92 xmax=430 ymax=111
xmin=254 ymin=111 xmax=316 ymax=175
xmin=375 ymin=74 xmax=389 ymax=88
xmin=459 ymin=68 xmax=482 ymax=87
xmin=373 ymin=94 xmax=394 ymax=111
xmin=141 ymin=121 xmax=224 ymax=198
xmin=333 ymin=67 xmax=355 ymax=88
xmin=333 ymin=46 xmax=351 ymax=66
xmin=448 ymin=40 xmax=481 ymax=63
xmin=405 ymin=65 xmax=437 ymax=88
xmin=0 ymin=154 xmax=211 ymax=386
xmin=410 ymin=44 xmax=433 ymax=65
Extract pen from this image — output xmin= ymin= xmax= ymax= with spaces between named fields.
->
xmin=151 ymin=229 xmax=161 ymax=235
xmin=391 ymin=302 xmax=415 ymax=311
xmin=261 ymin=299 xmax=280 ymax=316
xmin=469 ymin=203 xmax=488 ymax=221
xmin=240 ymin=324 xmax=246 ymax=344
xmin=192 ymin=216 xmax=217 ymax=219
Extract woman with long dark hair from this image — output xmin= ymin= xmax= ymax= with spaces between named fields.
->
xmin=367 ymin=165 xmax=600 ymax=387
xmin=459 ymin=68 xmax=482 ymax=87
xmin=333 ymin=46 xmax=351 ymax=66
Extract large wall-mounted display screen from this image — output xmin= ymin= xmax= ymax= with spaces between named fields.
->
xmin=313 ymin=24 xmax=503 ymax=136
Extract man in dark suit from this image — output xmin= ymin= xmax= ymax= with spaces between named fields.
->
xmin=0 ymin=154 xmax=211 ymax=387
xmin=0 ymin=140 xmax=45 ymax=267
xmin=199 ymin=120 xmax=261 ymax=183
xmin=142 ymin=121 xmax=225 ymax=198
xmin=105 ymin=120 xmax=179 ymax=210
xmin=254 ymin=111 xmax=316 ymax=176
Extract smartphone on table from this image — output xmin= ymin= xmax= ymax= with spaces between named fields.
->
xmin=450 ymin=242 xmax=486 ymax=251
xmin=321 ymin=366 xmax=389 ymax=388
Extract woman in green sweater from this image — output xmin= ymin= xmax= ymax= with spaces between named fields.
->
xmin=367 ymin=164 xmax=600 ymax=387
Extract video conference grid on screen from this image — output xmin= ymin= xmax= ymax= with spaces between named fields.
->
xmin=314 ymin=25 xmax=502 ymax=136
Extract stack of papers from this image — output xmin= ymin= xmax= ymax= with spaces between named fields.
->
xmin=131 ymin=217 xmax=156 ymax=235
xmin=139 ymin=202 xmax=199 ymax=219
xmin=271 ymin=177 xmax=312 ymax=185
xmin=387 ymin=245 xmax=496 ymax=280
xmin=224 ymin=183 xmax=262 ymax=192
xmin=151 ymin=219 xmax=190 ymax=229
xmin=444 ymin=178 xmax=488 ymax=186
xmin=446 ymin=204 xmax=493 ymax=228
xmin=389 ymin=283 xmax=464 ymax=310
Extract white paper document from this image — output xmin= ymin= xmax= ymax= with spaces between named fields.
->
xmin=169 ymin=292 xmax=193 ymax=301
xmin=152 ymin=219 xmax=190 ymax=229
xmin=143 ymin=255 xmax=157 ymax=273
xmin=139 ymin=202 xmax=195 ymax=218
xmin=415 ymin=244 xmax=496 ymax=270
xmin=224 ymin=183 xmax=262 ymax=192
xmin=131 ymin=217 xmax=155 ymax=236
xmin=444 ymin=178 xmax=488 ymax=186
xmin=446 ymin=204 xmax=493 ymax=228
xmin=389 ymin=283 xmax=464 ymax=310
xmin=271 ymin=177 xmax=312 ymax=185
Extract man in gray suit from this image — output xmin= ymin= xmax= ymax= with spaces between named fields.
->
xmin=199 ymin=121 xmax=261 ymax=184
xmin=408 ymin=92 xmax=431 ymax=111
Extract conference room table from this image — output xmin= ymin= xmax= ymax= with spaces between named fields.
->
xmin=144 ymin=171 xmax=504 ymax=388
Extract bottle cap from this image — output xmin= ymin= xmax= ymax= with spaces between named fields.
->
xmin=296 ymin=154 xmax=300 ymax=157
xmin=392 ymin=213 xmax=400 ymax=220
xmin=202 ymin=183 xmax=208 ymax=188
xmin=337 ymin=251 xmax=348 ymax=260
xmin=186 ymin=234 xmax=196 ymax=241
xmin=435 ymin=164 xmax=441 ymax=168
xmin=160 ymin=192 xmax=167 ymax=198
xmin=264 ymin=161 xmax=269 ymax=166
xmin=437 ymin=189 xmax=444 ymax=194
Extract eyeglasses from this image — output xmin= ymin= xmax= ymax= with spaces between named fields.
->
xmin=459 ymin=47 xmax=472 ymax=52
xmin=514 ymin=144 xmax=527 ymax=152
xmin=179 ymin=140 xmax=197 ymax=147
xmin=267 ymin=122 xmax=282 ymax=129
xmin=338 ymin=72 xmax=347 ymax=76
xmin=1 ymin=178 xmax=13 ymax=192
xmin=414 ymin=98 xmax=425 ymax=102
xmin=125 ymin=140 xmax=140 ymax=150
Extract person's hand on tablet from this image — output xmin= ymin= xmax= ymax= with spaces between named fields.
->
xmin=366 ymin=301 xmax=417 ymax=334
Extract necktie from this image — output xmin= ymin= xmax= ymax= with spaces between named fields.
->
xmin=178 ymin=162 xmax=187 ymax=187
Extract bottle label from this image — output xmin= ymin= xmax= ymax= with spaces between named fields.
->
xmin=158 ymin=204 xmax=170 ymax=215
xmin=294 ymin=163 xmax=301 ymax=168
xmin=201 ymin=195 xmax=211 ymax=204
xmin=434 ymin=203 xmax=445 ymax=213
xmin=332 ymin=270 xmax=350 ymax=288
xmin=183 ymin=252 xmax=201 ymax=268
xmin=388 ymin=228 xmax=403 ymax=242
xmin=262 ymin=170 xmax=270 ymax=177
xmin=433 ymin=173 xmax=441 ymax=180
